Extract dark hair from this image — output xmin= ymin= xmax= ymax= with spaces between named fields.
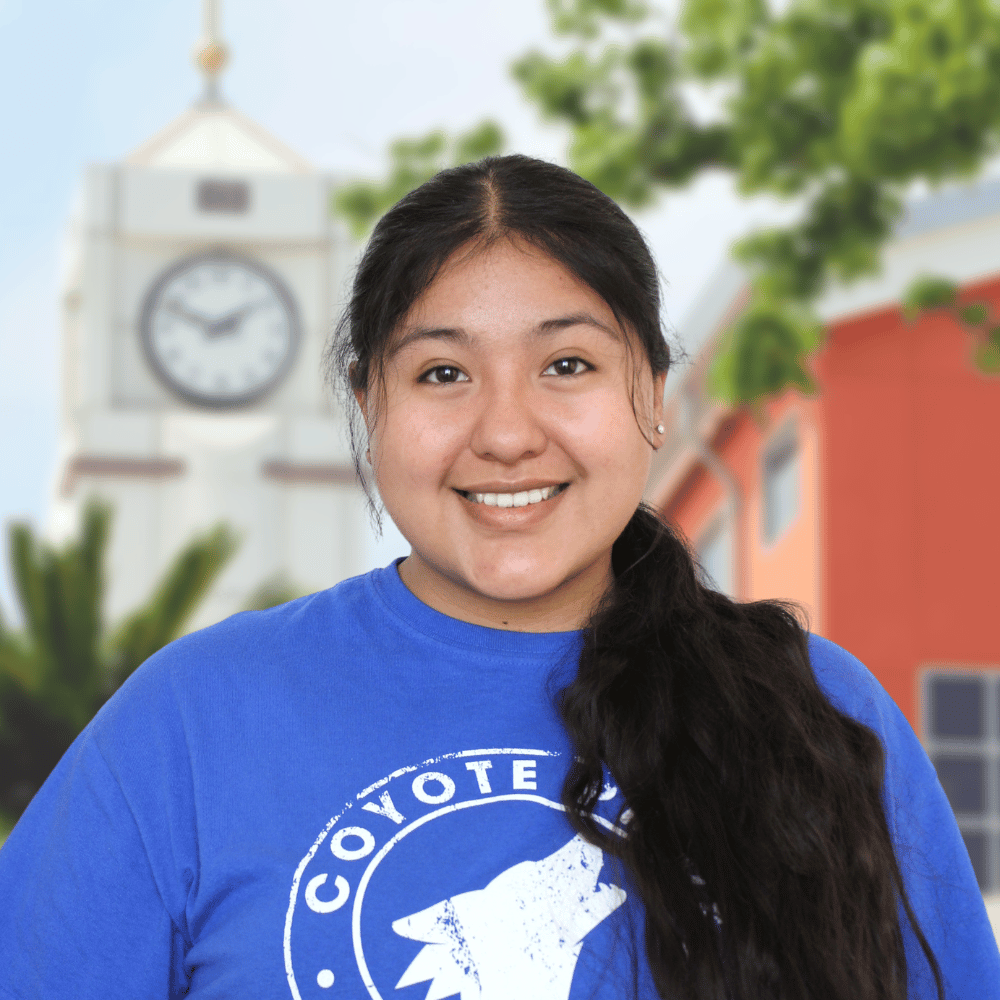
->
xmin=327 ymin=155 xmax=943 ymax=1000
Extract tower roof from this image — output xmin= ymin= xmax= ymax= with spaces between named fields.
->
xmin=126 ymin=1 xmax=311 ymax=176
xmin=126 ymin=102 xmax=312 ymax=175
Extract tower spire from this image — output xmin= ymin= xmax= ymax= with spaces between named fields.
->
xmin=194 ymin=0 xmax=229 ymax=104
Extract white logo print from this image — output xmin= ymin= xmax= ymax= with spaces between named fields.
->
xmin=285 ymin=749 xmax=629 ymax=1000
xmin=392 ymin=835 xmax=626 ymax=1000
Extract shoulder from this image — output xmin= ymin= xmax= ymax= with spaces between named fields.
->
xmin=805 ymin=634 xmax=937 ymax=817
xmin=803 ymin=645 xmax=1000 ymax=984
xmin=163 ymin=568 xmax=375 ymax=662
xmin=157 ymin=567 xmax=374 ymax=665
xmin=805 ymin=634 xmax=928 ymax=781
xmin=91 ymin=569 xmax=380 ymax=737
xmin=805 ymin=633 xmax=888 ymax=721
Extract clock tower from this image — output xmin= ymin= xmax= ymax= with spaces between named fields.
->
xmin=51 ymin=3 xmax=372 ymax=632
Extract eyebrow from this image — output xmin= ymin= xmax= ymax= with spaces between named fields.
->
xmin=387 ymin=311 xmax=621 ymax=359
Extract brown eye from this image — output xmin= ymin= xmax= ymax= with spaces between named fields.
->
xmin=421 ymin=365 xmax=469 ymax=385
xmin=544 ymin=357 xmax=592 ymax=377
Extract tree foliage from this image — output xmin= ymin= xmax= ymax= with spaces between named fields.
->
xmin=335 ymin=0 xmax=1000 ymax=405
xmin=902 ymin=274 xmax=1000 ymax=372
xmin=0 ymin=499 xmax=239 ymax=823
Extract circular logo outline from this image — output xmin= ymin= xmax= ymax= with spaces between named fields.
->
xmin=283 ymin=748 xmax=574 ymax=999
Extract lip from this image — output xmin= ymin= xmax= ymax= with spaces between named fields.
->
xmin=455 ymin=482 xmax=570 ymax=527
xmin=454 ymin=481 xmax=569 ymax=495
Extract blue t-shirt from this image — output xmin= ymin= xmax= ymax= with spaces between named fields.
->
xmin=0 ymin=559 xmax=996 ymax=998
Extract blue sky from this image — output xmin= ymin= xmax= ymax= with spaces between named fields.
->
xmin=0 ymin=0 xmax=769 ymax=616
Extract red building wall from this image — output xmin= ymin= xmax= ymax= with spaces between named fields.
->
xmin=818 ymin=278 xmax=1000 ymax=726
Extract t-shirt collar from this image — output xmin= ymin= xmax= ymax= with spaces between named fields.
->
xmin=368 ymin=556 xmax=584 ymax=659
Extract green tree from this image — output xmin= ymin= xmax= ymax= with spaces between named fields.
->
xmin=335 ymin=0 xmax=1000 ymax=406
xmin=0 ymin=498 xmax=239 ymax=827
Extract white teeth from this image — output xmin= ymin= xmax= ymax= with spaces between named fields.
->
xmin=464 ymin=484 xmax=565 ymax=506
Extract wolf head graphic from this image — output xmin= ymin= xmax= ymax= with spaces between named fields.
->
xmin=391 ymin=834 xmax=626 ymax=1000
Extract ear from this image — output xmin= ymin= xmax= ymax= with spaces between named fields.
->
xmin=353 ymin=386 xmax=368 ymax=425
xmin=653 ymin=370 xmax=667 ymax=425
xmin=354 ymin=388 xmax=373 ymax=466
xmin=349 ymin=361 xmax=368 ymax=421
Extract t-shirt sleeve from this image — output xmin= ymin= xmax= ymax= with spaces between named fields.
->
xmin=0 ymin=661 xmax=193 ymax=998
xmin=809 ymin=635 xmax=1000 ymax=999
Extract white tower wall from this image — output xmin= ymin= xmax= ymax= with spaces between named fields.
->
xmin=51 ymin=107 xmax=373 ymax=633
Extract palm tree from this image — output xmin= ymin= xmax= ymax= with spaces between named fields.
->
xmin=0 ymin=498 xmax=239 ymax=827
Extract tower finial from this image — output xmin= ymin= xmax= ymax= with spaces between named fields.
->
xmin=194 ymin=0 xmax=229 ymax=104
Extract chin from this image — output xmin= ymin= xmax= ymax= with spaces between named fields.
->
xmin=477 ymin=579 xmax=556 ymax=604
xmin=464 ymin=557 xmax=569 ymax=603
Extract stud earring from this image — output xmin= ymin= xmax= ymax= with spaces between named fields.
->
xmin=656 ymin=423 xmax=664 ymax=434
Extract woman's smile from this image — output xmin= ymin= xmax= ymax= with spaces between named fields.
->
xmin=454 ymin=482 xmax=568 ymax=506
xmin=453 ymin=480 xmax=571 ymax=529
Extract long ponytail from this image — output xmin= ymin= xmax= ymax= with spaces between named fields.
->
xmin=558 ymin=504 xmax=944 ymax=1000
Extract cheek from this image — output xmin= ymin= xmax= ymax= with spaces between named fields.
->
xmin=568 ymin=392 xmax=651 ymax=498
xmin=571 ymin=390 xmax=645 ymax=459
xmin=374 ymin=402 xmax=466 ymax=492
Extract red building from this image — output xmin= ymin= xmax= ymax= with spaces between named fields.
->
xmin=646 ymin=181 xmax=1000 ymax=899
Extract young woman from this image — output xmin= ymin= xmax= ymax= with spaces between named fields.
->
xmin=0 ymin=155 xmax=996 ymax=999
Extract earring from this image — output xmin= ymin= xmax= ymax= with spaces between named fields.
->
xmin=656 ymin=423 xmax=664 ymax=434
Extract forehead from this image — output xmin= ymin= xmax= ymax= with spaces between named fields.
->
xmin=390 ymin=241 xmax=623 ymax=351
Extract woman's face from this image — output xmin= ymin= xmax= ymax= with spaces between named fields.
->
xmin=357 ymin=240 xmax=666 ymax=632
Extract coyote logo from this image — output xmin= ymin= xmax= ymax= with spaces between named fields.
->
xmin=391 ymin=834 xmax=626 ymax=1000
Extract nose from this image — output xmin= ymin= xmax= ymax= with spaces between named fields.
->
xmin=468 ymin=377 xmax=548 ymax=465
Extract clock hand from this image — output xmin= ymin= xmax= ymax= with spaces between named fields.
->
xmin=205 ymin=309 xmax=250 ymax=338
xmin=204 ymin=298 xmax=272 ymax=339
xmin=164 ymin=299 xmax=212 ymax=333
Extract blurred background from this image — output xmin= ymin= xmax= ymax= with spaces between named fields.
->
xmin=1 ymin=0 xmax=998 ymax=933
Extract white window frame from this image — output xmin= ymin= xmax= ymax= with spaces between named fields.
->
xmin=921 ymin=668 xmax=1000 ymax=893
xmin=761 ymin=418 xmax=800 ymax=547
xmin=696 ymin=512 xmax=734 ymax=598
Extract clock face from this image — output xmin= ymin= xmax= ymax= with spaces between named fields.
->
xmin=140 ymin=251 xmax=300 ymax=407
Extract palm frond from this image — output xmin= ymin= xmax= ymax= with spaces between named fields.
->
xmin=107 ymin=523 xmax=240 ymax=690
